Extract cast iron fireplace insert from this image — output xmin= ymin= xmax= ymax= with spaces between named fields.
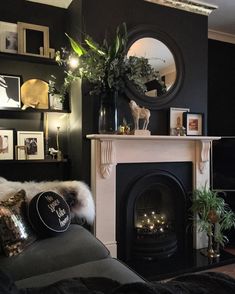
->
xmin=116 ymin=162 xmax=193 ymax=277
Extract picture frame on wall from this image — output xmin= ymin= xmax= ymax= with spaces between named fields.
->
xmin=0 ymin=21 xmax=18 ymax=54
xmin=169 ymin=107 xmax=190 ymax=135
xmin=49 ymin=93 xmax=63 ymax=110
xmin=17 ymin=22 xmax=50 ymax=58
xmin=0 ymin=129 xmax=14 ymax=160
xmin=183 ymin=112 xmax=204 ymax=136
xmin=17 ymin=131 xmax=44 ymax=160
xmin=0 ymin=74 xmax=21 ymax=109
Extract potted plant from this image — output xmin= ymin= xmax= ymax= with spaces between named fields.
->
xmin=191 ymin=186 xmax=235 ymax=258
xmin=50 ymin=23 xmax=159 ymax=134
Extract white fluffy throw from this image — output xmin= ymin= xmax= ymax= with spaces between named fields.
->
xmin=0 ymin=177 xmax=95 ymax=224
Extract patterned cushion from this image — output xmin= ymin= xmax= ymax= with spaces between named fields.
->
xmin=0 ymin=190 xmax=36 ymax=257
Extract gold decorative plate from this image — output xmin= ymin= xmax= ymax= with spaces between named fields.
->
xmin=21 ymin=79 xmax=49 ymax=109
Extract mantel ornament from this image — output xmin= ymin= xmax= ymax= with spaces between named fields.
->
xmin=129 ymin=100 xmax=151 ymax=135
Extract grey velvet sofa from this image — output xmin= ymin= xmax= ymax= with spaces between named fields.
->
xmin=0 ymin=224 xmax=145 ymax=289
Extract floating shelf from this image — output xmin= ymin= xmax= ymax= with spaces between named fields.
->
xmin=0 ymin=51 xmax=57 ymax=65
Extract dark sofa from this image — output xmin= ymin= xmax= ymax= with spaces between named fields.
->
xmin=0 ymin=224 xmax=145 ymax=289
xmin=2 ymin=225 xmax=235 ymax=294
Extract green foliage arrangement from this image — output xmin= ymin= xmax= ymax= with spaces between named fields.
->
xmin=50 ymin=23 xmax=157 ymax=101
xmin=191 ymin=186 xmax=235 ymax=247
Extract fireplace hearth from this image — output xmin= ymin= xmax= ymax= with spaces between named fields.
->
xmin=128 ymin=248 xmax=235 ymax=281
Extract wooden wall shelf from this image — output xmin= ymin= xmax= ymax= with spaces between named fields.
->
xmin=0 ymin=159 xmax=70 ymax=181
xmin=0 ymin=52 xmax=57 ymax=65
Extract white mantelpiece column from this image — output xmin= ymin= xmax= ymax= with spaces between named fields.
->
xmin=87 ymin=135 xmax=220 ymax=257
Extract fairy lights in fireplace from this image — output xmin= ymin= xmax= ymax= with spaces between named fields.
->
xmin=136 ymin=211 xmax=169 ymax=234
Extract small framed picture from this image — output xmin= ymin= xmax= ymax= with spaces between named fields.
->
xmin=0 ymin=74 xmax=21 ymax=109
xmin=0 ymin=21 xmax=18 ymax=54
xmin=18 ymin=22 xmax=50 ymax=58
xmin=183 ymin=112 xmax=204 ymax=136
xmin=0 ymin=129 xmax=14 ymax=160
xmin=49 ymin=93 xmax=63 ymax=110
xmin=169 ymin=107 xmax=190 ymax=136
xmin=17 ymin=131 xmax=44 ymax=160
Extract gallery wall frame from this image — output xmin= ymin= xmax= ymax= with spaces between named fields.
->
xmin=17 ymin=22 xmax=50 ymax=58
xmin=0 ymin=129 xmax=15 ymax=160
xmin=17 ymin=131 xmax=44 ymax=160
xmin=183 ymin=112 xmax=204 ymax=136
xmin=169 ymin=107 xmax=190 ymax=135
xmin=0 ymin=21 xmax=18 ymax=54
xmin=0 ymin=74 xmax=21 ymax=109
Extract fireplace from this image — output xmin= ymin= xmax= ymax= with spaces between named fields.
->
xmin=116 ymin=162 xmax=193 ymax=262
xmin=87 ymin=134 xmax=220 ymax=258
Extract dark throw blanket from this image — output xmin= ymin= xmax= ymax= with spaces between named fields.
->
xmin=1 ymin=270 xmax=235 ymax=294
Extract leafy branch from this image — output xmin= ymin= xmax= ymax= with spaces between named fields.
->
xmin=50 ymin=23 xmax=158 ymax=101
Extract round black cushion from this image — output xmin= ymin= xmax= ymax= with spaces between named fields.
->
xmin=28 ymin=191 xmax=71 ymax=237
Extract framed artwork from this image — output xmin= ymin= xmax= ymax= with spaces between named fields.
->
xmin=169 ymin=107 xmax=190 ymax=135
xmin=0 ymin=74 xmax=21 ymax=109
xmin=0 ymin=129 xmax=14 ymax=160
xmin=17 ymin=131 xmax=44 ymax=160
xmin=18 ymin=22 xmax=50 ymax=58
xmin=0 ymin=21 xmax=18 ymax=54
xmin=49 ymin=93 xmax=63 ymax=110
xmin=183 ymin=112 xmax=204 ymax=136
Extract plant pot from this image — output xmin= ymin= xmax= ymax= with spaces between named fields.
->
xmin=98 ymin=91 xmax=118 ymax=134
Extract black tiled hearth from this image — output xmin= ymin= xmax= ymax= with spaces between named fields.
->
xmin=127 ymin=249 xmax=235 ymax=281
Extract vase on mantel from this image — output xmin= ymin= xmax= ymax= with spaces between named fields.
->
xmin=98 ymin=91 xmax=118 ymax=134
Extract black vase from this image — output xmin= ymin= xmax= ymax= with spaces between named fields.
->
xmin=98 ymin=91 xmax=118 ymax=134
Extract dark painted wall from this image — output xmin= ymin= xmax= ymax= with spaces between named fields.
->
xmin=208 ymin=39 xmax=235 ymax=136
xmin=0 ymin=0 xmax=70 ymax=180
xmin=208 ymin=39 xmax=235 ymax=245
xmin=68 ymin=0 xmax=208 ymax=183
xmin=81 ymin=0 xmax=208 ymax=133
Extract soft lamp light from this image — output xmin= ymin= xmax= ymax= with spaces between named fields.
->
xmin=68 ymin=55 xmax=79 ymax=69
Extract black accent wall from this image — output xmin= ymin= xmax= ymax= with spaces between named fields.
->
xmin=0 ymin=1 xmax=70 ymax=181
xmin=208 ymin=39 xmax=235 ymax=246
xmin=208 ymin=39 xmax=235 ymax=136
xmin=0 ymin=0 xmax=209 ymax=184
xmin=68 ymin=0 xmax=208 ymax=183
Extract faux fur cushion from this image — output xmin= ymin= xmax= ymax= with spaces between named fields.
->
xmin=0 ymin=177 xmax=95 ymax=225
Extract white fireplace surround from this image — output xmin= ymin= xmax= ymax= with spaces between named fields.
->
xmin=87 ymin=134 xmax=220 ymax=257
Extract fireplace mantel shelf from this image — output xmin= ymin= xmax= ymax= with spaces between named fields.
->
xmin=87 ymin=134 xmax=220 ymax=141
xmin=87 ymin=134 xmax=220 ymax=179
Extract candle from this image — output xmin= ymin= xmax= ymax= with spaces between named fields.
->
xmin=56 ymin=126 xmax=60 ymax=151
xmin=45 ymin=113 xmax=49 ymax=140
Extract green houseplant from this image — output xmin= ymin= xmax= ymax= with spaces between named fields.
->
xmin=50 ymin=23 xmax=158 ymax=133
xmin=191 ymin=186 xmax=235 ymax=258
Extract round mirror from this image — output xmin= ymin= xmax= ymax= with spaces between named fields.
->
xmin=126 ymin=26 xmax=184 ymax=109
xmin=127 ymin=37 xmax=176 ymax=97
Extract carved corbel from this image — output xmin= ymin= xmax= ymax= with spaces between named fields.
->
xmin=199 ymin=140 xmax=211 ymax=174
xmin=100 ymin=140 xmax=115 ymax=178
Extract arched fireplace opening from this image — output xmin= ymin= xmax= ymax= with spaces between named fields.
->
xmin=116 ymin=162 xmax=193 ymax=263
